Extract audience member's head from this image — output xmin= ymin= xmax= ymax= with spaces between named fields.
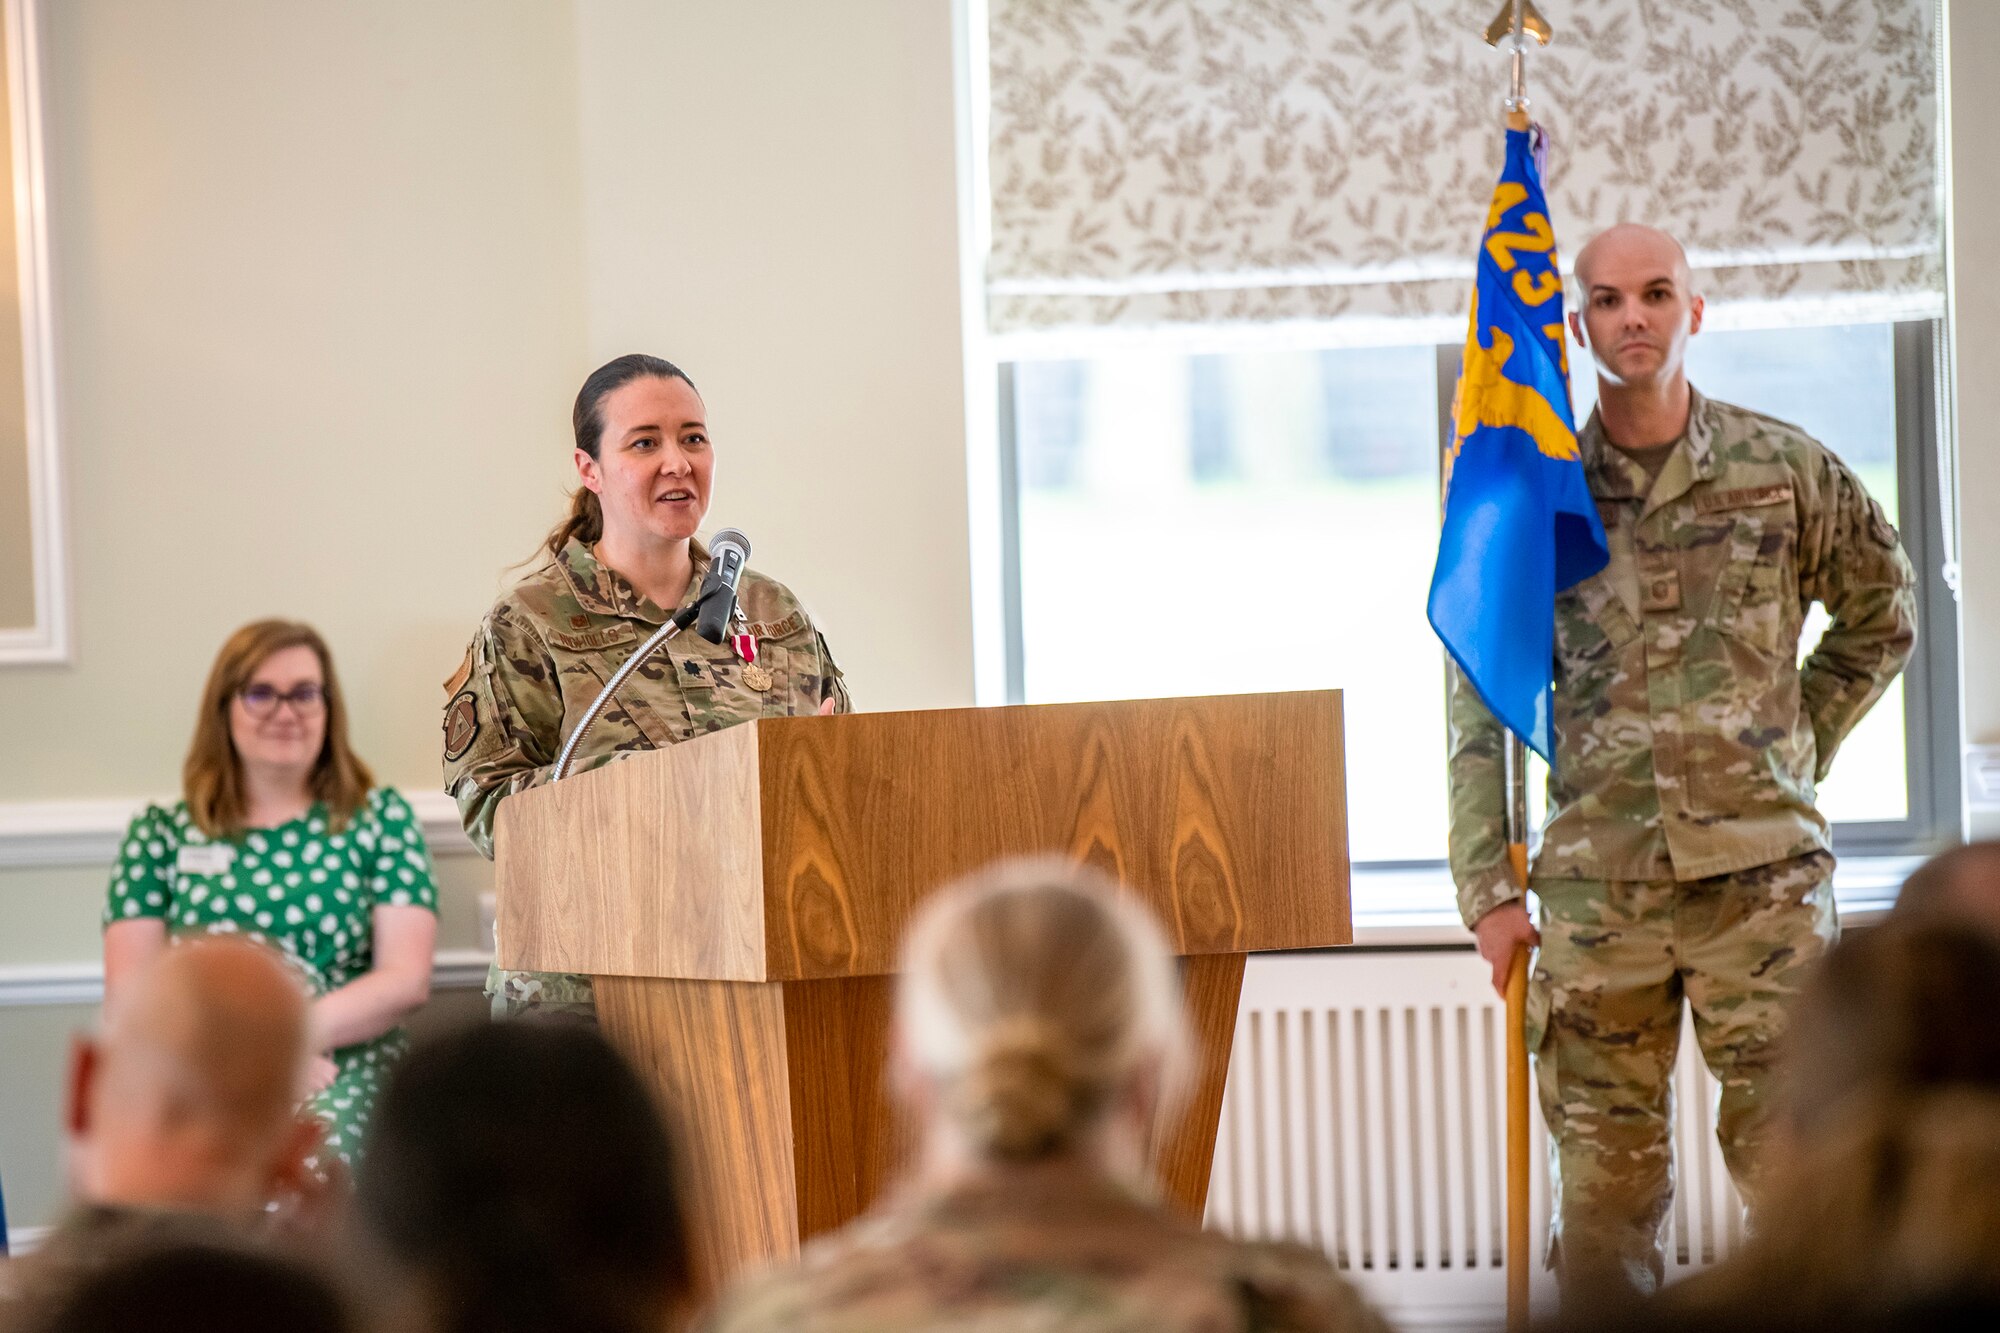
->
xmin=1890 ymin=841 xmax=2000 ymax=939
xmin=354 ymin=1022 xmax=688 ymax=1333
xmin=1775 ymin=917 xmax=2000 ymax=1137
xmin=7 ymin=1225 xmax=356 ymax=1333
xmin=7 ymin=1216 xmax=358 ymax=1328
xmin=1662 ymin=919 xmax=2000 ymax=1321
xmin=893 ymin=858 xmax=1191 ymax=1172
xmin=1769 ymin=918 xmax=2000 ymax=1294
xmin=63 ymin=938 xmax=314 ymax=1218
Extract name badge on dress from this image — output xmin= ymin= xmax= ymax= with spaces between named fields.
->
xmin=176 ymin=844 xmax=235 ymax=875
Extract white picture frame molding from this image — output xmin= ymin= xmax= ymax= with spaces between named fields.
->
xmin=0 ymin=0 xmax=66 ymax=665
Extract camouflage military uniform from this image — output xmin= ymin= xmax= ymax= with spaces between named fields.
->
xmin=1448 ymin=389 xmax=1917 ymax=1297
xmin=443 ymin=537 xmax=850 ymax=1019
xmin=705 ymin=1166 xmax=1393 ymax=1333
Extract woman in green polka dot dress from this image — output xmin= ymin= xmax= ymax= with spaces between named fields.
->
xmin=103 ymin=620 xmax=438 ymax=1173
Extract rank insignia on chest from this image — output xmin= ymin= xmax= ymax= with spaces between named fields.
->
xmin=1640 ymin=569 xmax=1682 ymax=612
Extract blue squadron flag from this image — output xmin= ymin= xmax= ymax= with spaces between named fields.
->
xmin=1427 ymin=126 xmax=1607 ymax=760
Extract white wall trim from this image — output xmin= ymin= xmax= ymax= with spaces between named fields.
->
xmin=1965 ymin=743 xmax=2000 ymax=815
xmin=0 ymin=0 xmax=70 ymax=666
xmin=1344 ymin=854 xmax=1914 ymax=946
xmin=0 ymin=789 xmax=476 ymax=869
xmin=0 ymin=857 xmax=1920 ymax=1009
xmin=0 ymin=959 xmax=97 ymax=1005
xmin=6 ymin=1224 xmax=51 ymax=1256
xmin=0 ymin=947 xmax=492 ymax=1009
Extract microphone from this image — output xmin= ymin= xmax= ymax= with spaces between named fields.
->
xmin=555 ymin=527 xmax=751 ymax=781
xmin=694 ymin=528 xmax=751 ymax=643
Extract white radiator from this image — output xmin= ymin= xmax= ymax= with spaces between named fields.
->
xmin=1204 ymin=950 xmax=1745 ymax=1331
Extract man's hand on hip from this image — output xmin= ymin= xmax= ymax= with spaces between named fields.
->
xmin=1472 ymin=899 xmax=1540 ymax=997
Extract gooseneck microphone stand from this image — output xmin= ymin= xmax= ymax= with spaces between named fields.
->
xmin=549 ymin=582 xmax=731 ymax=784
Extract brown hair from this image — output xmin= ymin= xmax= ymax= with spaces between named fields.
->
xmin=537 ymin=354 xmax=699 ymax=563
xmin=1891 ymin=841 xmax=2000 ymax=931
xmin=1672 ymin=921 xmax=2000 ymax=1318
xmin=184 ymin=620 xmax=374 ymax=839
xmin=895 ymin=859 xmax=1191 ymax=1161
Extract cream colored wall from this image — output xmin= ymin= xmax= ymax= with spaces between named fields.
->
xmin=0 ymin=0 xmax=587 ymax=802
xmin=0 ymin=1003 xmax=87 ymax=1236
xmin=0 ymin=0 xmax=587 ymax=1233
xmin=574 ymin=0 xmax=973 ymax=712
xmin=1949 ymin=0 xmax=2000 ymax=837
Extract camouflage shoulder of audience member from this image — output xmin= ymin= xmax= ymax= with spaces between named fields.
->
xmin=703 ymin=1210 xmax=1390 ymax=1333
xmin=1232 ymin=1237 xmax=1399 ymax=1333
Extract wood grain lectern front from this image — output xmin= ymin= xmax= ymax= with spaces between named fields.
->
xmin=494 ymin=692 xmax=1351 ymax=1289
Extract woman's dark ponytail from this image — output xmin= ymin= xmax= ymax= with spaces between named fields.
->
xmin=540 ymin=488 xmax=605 ymax=563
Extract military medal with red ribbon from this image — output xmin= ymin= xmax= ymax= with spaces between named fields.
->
xmin=734 ymin=625 xmax=773 ymax=692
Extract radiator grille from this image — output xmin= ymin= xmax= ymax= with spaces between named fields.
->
xmin=1205 ymin=951 xmax=1744 ymax=1325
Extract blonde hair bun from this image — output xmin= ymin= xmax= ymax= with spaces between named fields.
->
xmin=954 ymin=1016 xmax=1089 ymax=1160
xmin=896 ymin=858 xmax=1191 ymax=1163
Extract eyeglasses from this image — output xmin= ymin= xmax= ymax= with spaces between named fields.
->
xmin=237 ymin=682 xmax=327 ymax=717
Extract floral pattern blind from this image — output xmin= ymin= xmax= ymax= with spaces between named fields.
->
xmin=987 ymin=0 xmax=1942 ymax=340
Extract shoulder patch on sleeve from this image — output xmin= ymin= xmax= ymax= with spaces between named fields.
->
xmin=443 ymin=690 xmax=480 ymax=762
xmin=1867 ymin=496 xmax=1899 ymax=548
xmin=443 ymin=647 xmax=473 ymax=697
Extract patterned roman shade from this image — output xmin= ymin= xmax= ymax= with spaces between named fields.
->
xmin=986 ymin=0 xmax=1942 ymax=343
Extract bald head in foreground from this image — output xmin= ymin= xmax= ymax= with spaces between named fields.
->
xmin=65 ymin=938 xmax=316 ymax=1217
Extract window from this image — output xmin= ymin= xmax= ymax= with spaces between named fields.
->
xmin=1005 ymin=344 xmax=1448 ymax=864
xmin=998 ymin=320 xmax=1958 ymax=878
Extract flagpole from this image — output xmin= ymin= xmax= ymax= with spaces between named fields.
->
xmin=1503 ymin=732 xmax=1532 ymax=1333
xmin=1480 ymin=2 xmax=1549 ymax=1329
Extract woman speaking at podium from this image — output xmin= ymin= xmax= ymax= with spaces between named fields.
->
xmin=442 ymin=354 xmax=850 ymax=1020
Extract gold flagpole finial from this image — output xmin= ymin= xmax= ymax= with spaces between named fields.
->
xmin=1482 ymin=0 xmax=1552 ymax=125
xmin=1482 ymin=0 xmax=1552 ymax=49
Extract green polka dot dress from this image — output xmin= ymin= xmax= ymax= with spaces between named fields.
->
xmin=103 ymin=787 xmax=439 ymax=1171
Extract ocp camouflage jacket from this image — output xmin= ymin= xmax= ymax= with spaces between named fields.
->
xmin=1448 ymin=389 xmax=1917 ymax=927
xmin=443 ymin=537 xmax=849 ymax=860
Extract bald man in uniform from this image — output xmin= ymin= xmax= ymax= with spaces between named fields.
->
xmin=1447 ymin=224 xmax=1918 ymax=1302
xmin=3 ymin=940 xmax=319 ymax=1308
xmin=63 ymin=938 xmax=318 ymax=1218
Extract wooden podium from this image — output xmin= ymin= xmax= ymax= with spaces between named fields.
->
xmin=494 ymin=692 xmax=1350 ymax=1289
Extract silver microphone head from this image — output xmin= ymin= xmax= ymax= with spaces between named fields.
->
xmin=695 ymin=528 xmax=752 ymax=644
